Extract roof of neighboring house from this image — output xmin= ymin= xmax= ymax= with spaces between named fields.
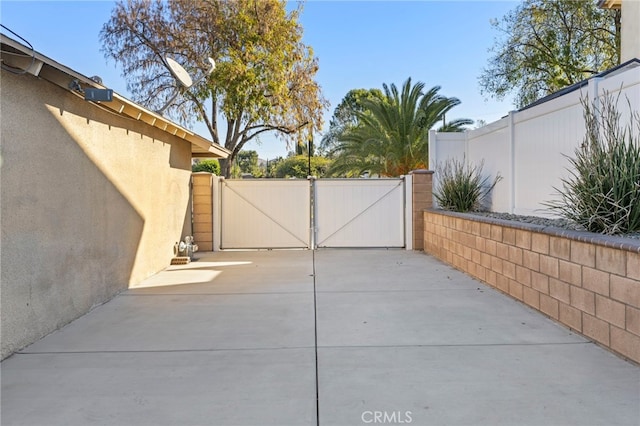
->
xmin=1 ymin=34 xmax=230 ymax=159
xmin=517 ymin=58 xmax=640 ymax=112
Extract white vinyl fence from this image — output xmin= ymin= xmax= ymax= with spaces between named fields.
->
xmin=429 ymin=63 xmax=640 ymax=217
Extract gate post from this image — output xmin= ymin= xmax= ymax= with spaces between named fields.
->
xmin=409 ymin=169 xmax=434 ymax=250
xmin=191 ymin=172 xmax=214 ymax=251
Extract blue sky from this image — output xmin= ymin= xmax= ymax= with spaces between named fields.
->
xmin=1 ymin=0 xmax=517 ymax=160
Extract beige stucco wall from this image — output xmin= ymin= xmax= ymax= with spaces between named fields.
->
xmin=1 ymin=70 xmax=193 ymax=359
xmin=621 ymin=0 xmax=640 ymax=62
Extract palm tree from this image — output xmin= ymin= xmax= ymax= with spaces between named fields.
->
xmin=328 ymin=78 xmax=472 ymax=177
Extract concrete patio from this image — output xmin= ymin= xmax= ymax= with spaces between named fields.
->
xmin=1 ymin=249 xmax=638 ymax=425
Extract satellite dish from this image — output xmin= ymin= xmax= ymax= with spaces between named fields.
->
xmin=166 ymin=57 xmax=193 ymax=88
xmin=156 ymin=55 xmax=215 ymax=115
xmin=206 ymin=57 xmax=216 ymax=73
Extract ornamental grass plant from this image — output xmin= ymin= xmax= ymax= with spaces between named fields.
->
xmin=434 ymin=156 xmax=501 ymax=212
xmin=546 ymin=93 xmax=640 ymax=235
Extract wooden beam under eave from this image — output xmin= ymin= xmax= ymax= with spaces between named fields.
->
xmin=599 ymin=0 xmax=621 ymax=9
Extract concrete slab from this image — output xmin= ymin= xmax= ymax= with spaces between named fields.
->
xmin=129 ymin=250 xmax=314 ymax=295
xmin=2 ymin=349 xmax=316 ymax=426
xmin=317 ymin=288 xmax=583 ymax=347
xmin=314 ymin=248 xmax=477 ymax=292
xmin=2 ymin=248 xmax=639 ymax=426
xmin=22 ymin=292 xmax=315 ymax=353
xmin=318 ymin=345 xmax=640 ymax=426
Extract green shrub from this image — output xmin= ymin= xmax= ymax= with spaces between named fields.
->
xmin=434 ymin=156 xmax=501 ymax=212
xmin=546 ymin=93 xmax=640 ymax=235
xmin=274 ymin=155 xmax=332 ymax=179
xmin=192 ymin=159 xmax=220 ymax=175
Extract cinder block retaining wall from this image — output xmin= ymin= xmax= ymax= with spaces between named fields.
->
xmin=424 ymin=209 xmax=640 ymax=364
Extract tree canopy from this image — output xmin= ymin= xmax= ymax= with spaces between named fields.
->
xmin=100 ymin=0 xmax=327 ymax=177
xmin=192 ymin=159 xmax=220 ymax=175
xmin=274 ymin=155 xmax=331 ymax=179
xmin=234 ymin=150 xmax=263 ymax=178
xmin=479 ymin=0 xmax=621 ymax=108
xmin=327 ymin=78 xmax=472 ymax=177
xmin=318 ymin=88 xmax=384 ymax=156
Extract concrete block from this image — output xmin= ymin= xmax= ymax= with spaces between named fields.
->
xmin=570 ymin=241 xmax=596 ymax=268
xmin=523 ymin=251 xmax=540 ymax=272
xmin=485 ymin=240 xmax=497 ymax=256
xmin=192 ymin=185 xmax=213 ymax=196
xmin=626 ymin=252 xmax=640 ymax=281
xmin=193 ymin=213 xmax=212 ymax=224
xmin=523 ymin=286 xmax=540 ymax=309
xmin=610 ymin=275 xmax=640 ymax=309
xmin=583 ymin=313 xmax=610 ymax=346
xmin=516 ymin=265 xmax=532 ymax=287
xmin=531 ymin=233 xmax=550 ymax=255
xmin=570 ymin=286 xmax=595 ymax=315
xmin=509 ymin=246 xmax=523 ymax=265
xmin=610 ymin=326 xmax=640 ymax=363
xmin=496 ymin=274 xmax=510 ymax=293
xmin=582 ymin=267 xmax=610 ymax=296
xmin=480 ymin=253 xmax=492 ymax=269
xmin=515 ymin=230 xmax=532 ymax=250
xmin=193 ymin=232 xmax=213 ymax=244
xmin=596 ymin=246 xmax=626 ymax=276
xmin=540 ymin=255 xmax=559 ymax=278
xmin=549 ymin=278 xmax=571 ymax=304
xmin=503 ymin=228 xmax=516 ymax=245
xmin=192 ymin=223 xmax=213 ymax=234
xmin=559 ymin=302 xmax=582 ymax=331
xmin=486 ymin=270 xmax=498 ymax=287
xmin=549 ymin=236 xmax=571 ymax=261
xmin=480 ymin=223 xmax=491 ymax=238
xmin=490 ymin=225 xmax=503 ymax=242
xmin=540 ymin=294 xmax=559 ymax=319
xmin=497 ymin=242 xmax=510 ymax=261
xmin=531 ymin=271 xmax=550 ymax=294
xmin=471 ymin=221 xmax=481 ymax=236
xmin=503 ymin=261 xmax=516 ymax=280
xmin=595 ymin=295 xmax=626 ymax=329
xmin=509 ymin=280 xmax=524 ymax=301
xmin=626 ymin=305 xmax=640 ymax=337
xmin=559 ymin=260 xmax=582 ymax=286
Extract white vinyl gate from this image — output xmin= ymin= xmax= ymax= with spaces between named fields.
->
xmin=220 ymin=180 xmax=311 ymax=249
xmin=218 ymin=177 xmax=408 ymax=249
xmin=314 ymin=179 xmax=405 ymax=248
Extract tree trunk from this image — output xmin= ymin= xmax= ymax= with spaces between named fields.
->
xmin=219 ymin=158 xmax=232 ymax=178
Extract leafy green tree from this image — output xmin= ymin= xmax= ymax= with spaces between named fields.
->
xmin=192 ymin=159 xmax=220 ymax=174
xmin=479 ymin=0 xmax=621 ymax=108
xmin=319 ymin=88 xmax=384 ymax=156
xmin=265 ymin=156 xmax=284 ymax=178
xmin=236 ymin=150 xmax=263 ymax=178
xmin=328 ymin=78 xmax=472 ymax=177
xmin=274 ymin=155 xmax=331 ymax=179
xmin=101 ymin=0 xmax=327 ymax=177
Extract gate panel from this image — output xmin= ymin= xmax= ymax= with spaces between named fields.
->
xmin=220 ymin=180 xmax=310 ymax=249
xmin=314 ymin=179 xmax=405 ymax=248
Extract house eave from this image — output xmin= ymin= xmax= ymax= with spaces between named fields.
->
xmin=1 ymin=33 xmax=230 ymax=159
xmin=598 ymin=0 xmax=622 ymax=9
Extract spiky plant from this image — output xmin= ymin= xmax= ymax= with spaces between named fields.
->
xmin=434 ymin=157 xmax=502 ymax=212
xmin=546 ymin=93 xmax=640 ymax=235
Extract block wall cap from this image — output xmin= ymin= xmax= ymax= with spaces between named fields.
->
xmin=425 ymin=209 xmax=640 ymax=253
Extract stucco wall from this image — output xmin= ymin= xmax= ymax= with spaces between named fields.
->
xmin=1 ymin=70 xmax=193 ymax=359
